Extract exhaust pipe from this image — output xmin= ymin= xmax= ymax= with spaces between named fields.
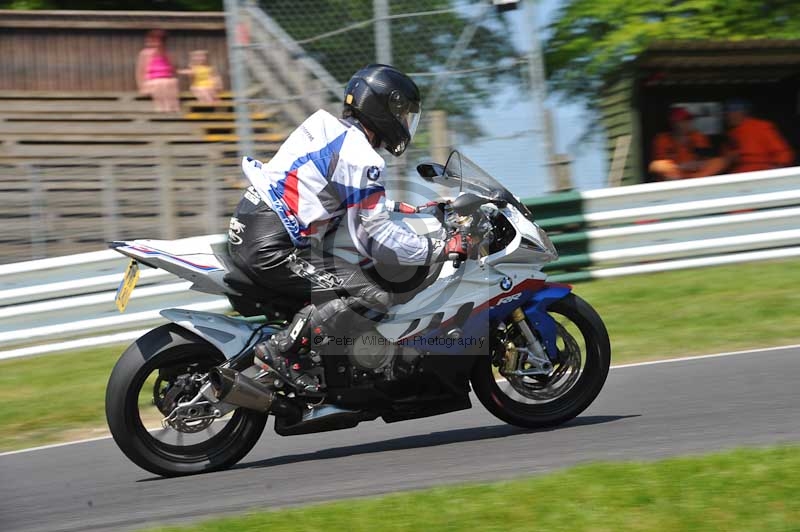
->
xmin=209 ymin=367 xmax=301 ymax=421
xmin=209 ymin=367 xmax=275 ymax=413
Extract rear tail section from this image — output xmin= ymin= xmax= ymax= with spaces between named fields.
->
xmin=110 ymin=236 xmax=230 ymax=295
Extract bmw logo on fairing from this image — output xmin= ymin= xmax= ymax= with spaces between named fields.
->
xmin=500 ymin=277 xmax=513 ymax=291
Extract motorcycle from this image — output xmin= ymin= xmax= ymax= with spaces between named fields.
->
xmin=105 ymin=151 xmax=611 ymax=477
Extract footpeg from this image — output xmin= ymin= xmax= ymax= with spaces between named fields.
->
xmin=253 ymin=343 xmax=323 ymax=394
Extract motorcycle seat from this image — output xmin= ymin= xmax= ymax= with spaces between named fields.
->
xmin=218 ymin=254 xmax=298 ymax=318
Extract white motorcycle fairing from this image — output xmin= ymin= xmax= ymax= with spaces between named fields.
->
xmin=111 ymin=191 xmax=564 ymax=360
xmin=377 ymin=203 xmax=560 ymax=354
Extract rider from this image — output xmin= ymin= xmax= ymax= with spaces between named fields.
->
xmin=227 ymin=64 xmax=470 ymax=392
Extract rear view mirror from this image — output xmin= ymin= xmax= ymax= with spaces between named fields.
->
xmin=416 ymin=161 xmax=462 ymax=188
xmin=416 ymin=162 xmax=446 ymax=182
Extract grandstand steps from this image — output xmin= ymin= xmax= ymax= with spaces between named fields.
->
xmin=0 ymin=90 xmax=288 ymax=161
xmin=0 ymin=134 xmax=251 ymax=144
xmin=201 ymin=133 xmax=286 ymax=143
xmin=181 ymin=111 xmax=274 ymax=121
xmin=0 ymin=120 xmax=208 ymax=136
xmin=0 ymin=143 xmax=227 ymax=159
xmin=1 ymin=91 xmax=233 ymax=100
xmin=186 ymin=102 xmax=236 ymax=112
xmin=0 ymin=90 xmax=288 ymax=260
xmin=0 ymin=99 xmax=164 ymax=114
xmin=131 ymin=91 xmax=234 ymax=102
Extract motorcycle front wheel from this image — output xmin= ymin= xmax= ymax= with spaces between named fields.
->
xmin=105 ymin=324 xmax=267 ymax=477
xmin=471 ymin=292 xmax=611 ymax=428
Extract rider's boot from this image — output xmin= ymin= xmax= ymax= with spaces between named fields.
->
xmin=254 ymin=290 xmax=391 ymax=394
xmin=253 ymin=305 xmax=322 ymax=394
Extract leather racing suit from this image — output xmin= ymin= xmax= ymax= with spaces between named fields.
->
xmin=227 ymin=110 xmax=448 ymax=388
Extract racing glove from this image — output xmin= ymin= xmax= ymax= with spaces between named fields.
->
xmin=391 ymin=201 xmax=418 ymax=215
xmin=390 ymin=201 xmax=448 ymax=216
xmin=416 ymin=201 xmax=449 ymax=216
xmin=445 ymin=230 xmax=472 ymax=262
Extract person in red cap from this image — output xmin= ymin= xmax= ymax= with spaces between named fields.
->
xmin=649 ymin=107 xmax=726 ymax=180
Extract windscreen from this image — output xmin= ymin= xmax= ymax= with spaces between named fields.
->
xmin=440 ymin=150 xmax=534 ymax=218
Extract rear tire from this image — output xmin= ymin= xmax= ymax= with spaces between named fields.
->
xmin=472 ymin=293 xmax=610 ymax=428
xmin=105 ymin=324 xmax=267 ymax=477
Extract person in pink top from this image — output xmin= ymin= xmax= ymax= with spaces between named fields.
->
xmin=136 ymin=30 xmax=180 ymax=113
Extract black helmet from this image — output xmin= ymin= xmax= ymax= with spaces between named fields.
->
xmin=343 ymin=64 xmax=422 ymax=157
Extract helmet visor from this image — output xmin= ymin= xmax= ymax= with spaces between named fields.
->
xmin=388 ymin=106 xmax=421 ymax=156
xmin=388 ymin=89 xmax=421 ymax=138
xmin=403 ymin=104 xmax=422 ymax=142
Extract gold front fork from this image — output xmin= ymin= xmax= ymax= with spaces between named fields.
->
xmin=502 ymin=308 xmax=528 ymax=374
xmin=510 ymin=308 xmax=526 ymax=323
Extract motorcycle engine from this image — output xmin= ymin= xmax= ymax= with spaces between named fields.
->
xmin=348 ymin=329 xmax=419 ymax=381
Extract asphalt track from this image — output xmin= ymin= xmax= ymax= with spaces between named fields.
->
xmin=2 ymin=346 xmax=799 ymax=532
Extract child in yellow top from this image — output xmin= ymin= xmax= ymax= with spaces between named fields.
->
xmin=180 ymin=50 xmax=222 ymax=103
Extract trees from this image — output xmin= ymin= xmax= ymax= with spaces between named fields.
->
xmin=545 ymin=0 xmax=800 ymax=105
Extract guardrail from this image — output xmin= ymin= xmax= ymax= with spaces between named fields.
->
xmin=0 ymin=235 xmax=229 ymax=360
xmin=2 ymin=166 xmax=799 ymax=359
xmin=527 ymin=166 xmax=800 ymax=281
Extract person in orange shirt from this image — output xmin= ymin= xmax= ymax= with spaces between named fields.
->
xmin=724 ymin=99 xmax=795 ymax=173
xmin=649 ymin=107 xmax=726 ymax=180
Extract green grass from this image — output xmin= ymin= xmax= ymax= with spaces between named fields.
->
xmin=1 ymin=259 xmax=798 ymax=452
xmin=142 ymin=445 xmax=800 ymax=532
xmin=0 ymin=345 xmax=120 ymax=451
xmin=575 ymin=259 xmax=800 ymax=363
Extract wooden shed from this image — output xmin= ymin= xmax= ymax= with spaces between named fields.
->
xmin=0 ymin=10 xmax=229 ymax=92
xmin=601 ymin=40 xmax=800 ymax=185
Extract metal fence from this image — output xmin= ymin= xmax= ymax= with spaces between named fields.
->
xmin=228 ymin=1 xmax=545 ymax=194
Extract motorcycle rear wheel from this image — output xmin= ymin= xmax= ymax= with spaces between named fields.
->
xmin=471 ymin=293 xmax=610 ymax=428
xmin=105 ymin=324 xmax=267 ymax=477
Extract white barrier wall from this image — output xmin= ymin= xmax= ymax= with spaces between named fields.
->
xmin=2 ymin=167 xmax=799 ymax=359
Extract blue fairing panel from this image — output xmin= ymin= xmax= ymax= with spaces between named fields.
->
xmin=404 ymin=281 xmax=570 ymax=356
xmin=522 ymin=284 xmax=572 ymax=360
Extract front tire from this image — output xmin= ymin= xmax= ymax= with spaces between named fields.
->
xmin=472 ymin=293 xmax=610 ymax=428
xmin=105 ymin=324 xmax=267 ymax=477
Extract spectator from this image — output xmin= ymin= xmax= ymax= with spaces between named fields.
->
xmin=179 ymin=50 xmax=222 ymax=104
xmin=136 ymin=30 xmax=180 ymax=113
xmin=649 ymin=107 xmax=727 ymax=180
xmin=723 ymin=98 xmax=795 ymax=173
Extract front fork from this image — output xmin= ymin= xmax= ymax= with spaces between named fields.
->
xmin=501 ymin=308 xmax=554 ymax=377
xmin=501 ymin=283 xmax=572 ymax=377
